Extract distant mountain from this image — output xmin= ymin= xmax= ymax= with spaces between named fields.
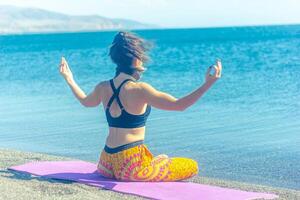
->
xmin=0 ymin=5 xmax=158 ymax=34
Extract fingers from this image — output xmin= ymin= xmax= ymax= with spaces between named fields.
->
xmin=216 ymin=58 xmax=222 ymax=77
xmin=60 ymin=56 xmax=69 ymax=70
xmin=216 ymin=58 xmax=222 ymax=71
xmin=213 ymin=65 xmax=219 ymax=77
xmin=206 ymin=65 xmax=218 ymax=78
xmin=61 ymin=56 xmax=66 ymax=63
xmin=59 ymin=64 xmax=63 ymax=73
xmin=59 ymin=57 xmax=66 ymax=75
xmin=205 ymin=59 xmax=222 ymax=84
xmin=206 ymin=65 xmax=212 ymax=77
xmin=61 ymin=57 xmax=67 ymax=66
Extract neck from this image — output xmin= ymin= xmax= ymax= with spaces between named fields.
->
xmin=116 ymin=72 xmax=137 ymax=81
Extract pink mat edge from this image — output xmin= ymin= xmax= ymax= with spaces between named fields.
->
xmin=7 ymin=160 xmax=280 ymax=200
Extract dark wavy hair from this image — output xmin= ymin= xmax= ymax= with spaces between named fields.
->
xmin=109 ymin=31 xmax=152 ymax=77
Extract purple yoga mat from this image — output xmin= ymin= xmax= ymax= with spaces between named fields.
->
xmin=9 ymin=161 xmax=278 ymax=200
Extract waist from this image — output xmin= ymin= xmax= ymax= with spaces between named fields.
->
xmin=104 ymin=140 xmax=144 ymax=154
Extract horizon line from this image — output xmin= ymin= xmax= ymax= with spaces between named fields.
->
xmin=1 ymin=22 xmax=300 ymax=37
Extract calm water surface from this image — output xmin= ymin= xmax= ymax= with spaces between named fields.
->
xmin=0 ymin=25 xmax=299 ymax=189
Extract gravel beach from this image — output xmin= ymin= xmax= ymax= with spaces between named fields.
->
xmin=0 ymin=148 xmax=299 ymax=200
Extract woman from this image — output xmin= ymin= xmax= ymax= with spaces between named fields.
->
xmin=59 ymin=31 xmax=222 ymax=182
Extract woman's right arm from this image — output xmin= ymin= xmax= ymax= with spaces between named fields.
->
xmin=141 ymin=60 xmax=222 ymax=111
xmin=59 ymin=57 xmax=103 ymax=107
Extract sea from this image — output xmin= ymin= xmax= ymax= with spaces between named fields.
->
xmin=0 ymin=25 xmax=299 ymax=190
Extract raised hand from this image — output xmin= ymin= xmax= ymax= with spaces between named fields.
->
xmin=205 ymin=59 xmax=222 ymax=85
xmin=59 ymin=57 xmax=74 ymax=82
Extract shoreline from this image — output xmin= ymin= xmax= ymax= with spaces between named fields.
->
xmin=0 ymin=148 xmax=299 ymax=200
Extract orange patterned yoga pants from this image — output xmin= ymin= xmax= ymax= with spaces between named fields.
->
xmin=97 ymin=141 xmax=198 ymax=181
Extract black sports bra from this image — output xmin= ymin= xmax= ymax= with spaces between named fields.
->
xmin=105 ymin=79 xmax=151 ymax=128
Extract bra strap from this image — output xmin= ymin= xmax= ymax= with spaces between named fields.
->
xmin=109 ymin=79 xmax=117 ymax=93
xmin=107 ymin=79 xmax=117 ymax=108
xmin=107 ymin=78 xmax=135 ymax=110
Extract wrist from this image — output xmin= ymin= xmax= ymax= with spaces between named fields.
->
xmin=65 ymin=77 xmax=75 ymax=84
xmin=203 ymin=81 xmax=213 ymax=89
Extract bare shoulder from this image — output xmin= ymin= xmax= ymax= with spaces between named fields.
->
xmin=94 ymin=80 xmax=109 ymax=95
xmin=137 ymin=81 xmax=155 ymax=90
xmin=138 ymin=82 xmax=158 ymax=97
xmin=95 ymin=80 xmax=107 ymax=89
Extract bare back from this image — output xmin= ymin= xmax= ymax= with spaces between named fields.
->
xmin=102 ymin=78 xmax=148 ymax=148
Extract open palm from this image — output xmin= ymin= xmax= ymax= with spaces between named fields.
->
xmin=59 ymin=57 xmax=73 ymax=81
xmin=205 ymin=59 xmax=222 ymax=85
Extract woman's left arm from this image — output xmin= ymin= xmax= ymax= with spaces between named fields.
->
xmin=59 ymin=57 xmax=103 ymax=107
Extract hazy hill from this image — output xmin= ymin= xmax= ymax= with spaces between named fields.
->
xmin=0 ymin=5 xmax=158 ymax=34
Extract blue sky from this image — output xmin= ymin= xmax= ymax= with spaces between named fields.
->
xmin=0 ymin=0 xmax=300 ymax=28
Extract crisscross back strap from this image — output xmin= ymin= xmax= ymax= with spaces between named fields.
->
xmin=107 ymin=78 xmax=135 ymax=110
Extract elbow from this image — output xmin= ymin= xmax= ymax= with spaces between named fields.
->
xmin=177 ymin=106 xmax=187 ymax=111
xmin=174 ymin=101 xmax=187 ymax=111
xmin=79 ymin=99 xmax=90 ymax=107
xmin=80 ymin=99 xmax=98 ymax=107
xmin=80 ymin=101 xmax=88 ymax=107
xmin=81 ymin=103 xmax=94 ymax=108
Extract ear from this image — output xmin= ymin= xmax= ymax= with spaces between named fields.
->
xmin=132 ymin=58 xmax=138 ymax=67
xmin=132 ymin=58 xmax=142 ymax=67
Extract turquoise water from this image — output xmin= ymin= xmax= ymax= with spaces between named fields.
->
xmin=0 ymin=25 xmax=299 ymax=190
